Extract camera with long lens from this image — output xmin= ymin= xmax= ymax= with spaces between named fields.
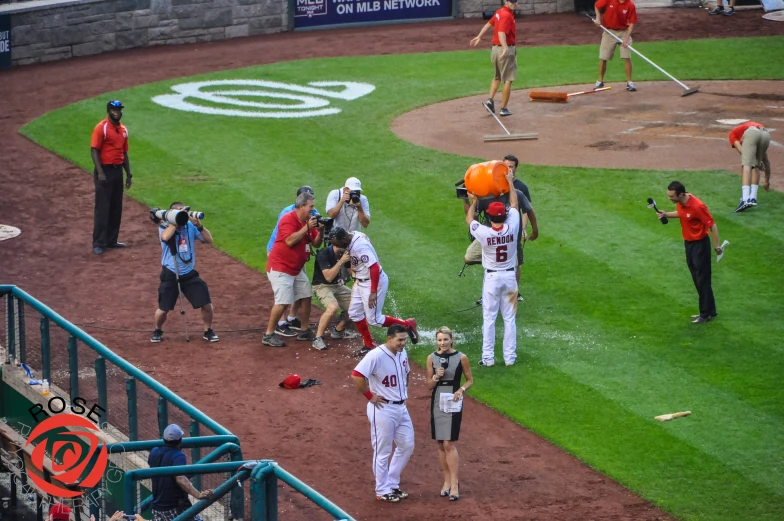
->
xmin=349 ymin=190 xmax=361 ymax=204
xmin=149 ymin=206 xmax=205 ymax=226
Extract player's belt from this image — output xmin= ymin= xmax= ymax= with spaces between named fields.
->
xmin=356 ymin=269 xmax=382 ymax=283
xmin=485 ymin=267 xmax=515 ymax=273
xmin=387 ymin=400 xmax=405 ymax=405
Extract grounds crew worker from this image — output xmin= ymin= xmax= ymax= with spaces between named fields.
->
xmin=471 ymin=0 xmax=518 ymax=117
xmin=90 ymin=100 xmax=132 ymax=255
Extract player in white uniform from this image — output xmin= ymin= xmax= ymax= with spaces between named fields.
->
xmin=466 ymin=173 xmax=520 ymax=367
xmin=351 ymin=324 xmax=415 ymax=502
xmin=327 ymin=227 xmax=419 ymax=357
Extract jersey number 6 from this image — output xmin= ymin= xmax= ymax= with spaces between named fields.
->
xmin=496 ymin=245 xmax=508 ymax=263
xmin=381 ymin=375 xmax=398 ymax=387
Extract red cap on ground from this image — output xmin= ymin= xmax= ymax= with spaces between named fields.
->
xmin=486 ymin=202 xmax=507 ymax=217
xmin=279 ymin=374 xmax=301 ymax=389
xmin=50 ymin=504 xmax=72 ymax=521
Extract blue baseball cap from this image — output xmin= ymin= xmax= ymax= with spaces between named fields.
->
xmin=163 ymin=424 xmax=184 ymax=441
xmin=107 ymin=100 xmax=124 ymax=111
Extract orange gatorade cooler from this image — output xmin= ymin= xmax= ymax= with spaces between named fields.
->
xmin=464 ymin=160 xmax=510 ymax=198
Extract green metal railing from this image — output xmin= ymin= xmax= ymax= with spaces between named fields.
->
xmin=1 ymin=285 xmax=356 ymax=521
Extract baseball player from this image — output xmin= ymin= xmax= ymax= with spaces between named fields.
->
xmin=466 ymin=171 xmax=520 ymax=367
xmin=351 ymin=324 xmax=415 ymax=503
xmin=328 ymin=227 xmax=418 ymax=357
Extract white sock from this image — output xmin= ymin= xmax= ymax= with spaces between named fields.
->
xmin=287 ymin=315 xmax=297 ymax=322
xmin=278 ymin=320 xmax=288 ymax=327
xmin=750 ymin=185 xmax=759 ymax=199
xmin=742 ymin=185 xmax=750 ymax=201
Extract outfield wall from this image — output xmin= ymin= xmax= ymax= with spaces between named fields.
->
xmin=2 ymin=0 xmax=576 ymax=66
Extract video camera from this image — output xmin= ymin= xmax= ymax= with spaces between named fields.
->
xmin=149 ymin=206 xmax=205 ymax=226
xmin=349 ymin=190 xmax=361 ymax=204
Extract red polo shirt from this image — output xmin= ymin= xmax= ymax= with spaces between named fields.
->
xmin=728 ymin=121 xmax=763 ymax=147
xmin=490 ymin=7 xmax=516 ymax=46
xmin=91 ymin=118 xmax=128 ymax=165
xmin=595 ymin=0 xmax=638 ymax=30
xmin=267 ymin=210 xmax=319 ymax=275
xmin=676 ymin=195 xmax=714 ymax=242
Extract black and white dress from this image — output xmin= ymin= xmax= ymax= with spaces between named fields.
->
xmin=430 ymin=350 xmax=464 ymax=441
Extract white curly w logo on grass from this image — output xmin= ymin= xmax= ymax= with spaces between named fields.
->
xmin=151 ymin=80 xmax=375 ymax=118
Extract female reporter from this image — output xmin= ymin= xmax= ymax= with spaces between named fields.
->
xmin=427 ymin=326 xmax=473 ymax=501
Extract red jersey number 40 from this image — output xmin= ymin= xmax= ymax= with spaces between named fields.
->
xmin=382 ymin=375 xmax=398 ymax=387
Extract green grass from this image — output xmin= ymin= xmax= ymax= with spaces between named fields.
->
xmin=20 ymin=36 xmax=784 ymax=520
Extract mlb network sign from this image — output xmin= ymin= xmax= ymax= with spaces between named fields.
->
xmin=294 ymin=0 xmax=452 ymax=28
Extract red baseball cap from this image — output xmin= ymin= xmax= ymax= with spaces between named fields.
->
xmin=279 ymin=374 xmax=301 ymax=389
xmin=50 ymin=504 xmax=72 ymax=521
xmin=486 ymin=202 xmax=507 ymax=217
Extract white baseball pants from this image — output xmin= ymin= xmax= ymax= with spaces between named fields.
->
xmin=366 ymin=402 xmax=415 ymax=496
xmin=349 ymin=271 xmax=389 ymax=326
xmin=481 ymin=270 xmax=518 ymax=365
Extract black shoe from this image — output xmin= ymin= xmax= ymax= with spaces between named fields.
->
xmin=262 ymin=333 xmax=286 ymax=347
xmin=722 ymin=7 xmax=734 ymax=15
xmin=274 ymin=324 xmax=297 ymax=337
xmin=352 ymin=346 xmax=371 ymax=358
xmin=93 ymin=247 xmax=104 ymax=255
xmin=691 ymin=315 xmax=715 ymax=324
xmin=405 ymin=318 xmax=419 ymax=345
xmin=107 ymin=242 xmax=126 ymax=248
xmin=391 ymin=488 xmax=409 ymax=500
xmin=151 ymin=329 xmax=163 ymax=343
xmin=376 ymin=493 xmax=400 ymax=503
xmin=286 ymin=318 xmax=303 ymax=331
xmin=479 ymin=359 xmax=495 ymax=367
xmin=296 ymin=328 xmax=316 ymax=341
xmin=484 ymin=99 xmax=495 ymax=113
xmin=709 ymin=5 xmax=723 ymax=14
xmin=499 ymin=108 xmax=513 ymax=117
xmin=734 ymin=200 xmax=750 ymax=213
xmin=203 ymin=328 xmax=219 ymax=342
xmin=475 ymin=297 xmax=483 ymax=306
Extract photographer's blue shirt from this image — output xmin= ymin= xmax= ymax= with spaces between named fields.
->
xmin=160 ymin=222 xmax=203 ymax=275
xmin=267 ymin=204 xmax=319 ymax=253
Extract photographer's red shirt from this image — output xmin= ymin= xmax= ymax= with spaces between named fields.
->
xmin=676 ymin=195 xmax=715 ymax=242
xmin=490 ymin=6 xmax=516 ymax=46
xmin=90 ymin=118 xmax=128 ymax=165
xmin=595 ymin=0 xmax=638 ymax=30
xmin=267 ymin=210 xmax=319 ymax=275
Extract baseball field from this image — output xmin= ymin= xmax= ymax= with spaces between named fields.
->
xmin=3 ymin=9 xmax=784 ymax=521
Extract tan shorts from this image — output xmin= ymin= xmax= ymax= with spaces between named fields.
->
xmin=267 ymin=269 xmax=312 ymax=306
xmin=599 ymin=29 xmax=632 ymax=61
xmin=740 ymin=126 xmax=771 ymax=168
xmin=313 ymin=283 xmax=351 ymax=311
xmin=491 ymin=45 xmax=517 ymax=83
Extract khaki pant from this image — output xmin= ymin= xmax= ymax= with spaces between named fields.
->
xmin=267 ymin=269 xmax=311 ymax=306
xmin=740 ymin=126 xmax=770 ymax=168
xmin=313 ymin=283 xmax=352 ymax=312
xmin=491 ymin=45 xmax=517 ymax=83
xmin=599 ymin=29 xmax=632 ymax=61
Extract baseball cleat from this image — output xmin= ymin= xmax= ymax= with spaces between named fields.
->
xmin=151 ymin=329 xmax=163 ymax=343
xmin=475 ymin=297 xmax=483 ymax=306
xmin=479 ymin=360 xmax=495 ymax=367
xmin=517 ymin=294 xmax=524 ymax=302
xmin=391 ymin=488 xmax=409 ymax=499
xmin=505 ymin=361 xmax=515 ymax=367
xmin=352 ymin=346 xmax=372 ymax=358
xmin=734 ymin=200 xmax=750 ymax=213
xmin=749 ymin=198 xmax=758 ymax=206
xmin=376 ymin=493 xmax=400 ymax=503
xmin=405 ymin=318 xmax=419 ymax=344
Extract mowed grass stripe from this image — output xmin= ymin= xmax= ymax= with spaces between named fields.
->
xmin=20 ymin=36 xmax=784 ymax=521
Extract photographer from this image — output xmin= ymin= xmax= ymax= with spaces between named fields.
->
xmin=151 ymin=202 xmax=217 ymax=343
xmin=266 ymin=186 xmax=320 ymax=337
xmin=311 ymin=228 xmax=359 ymax=351
xmin=325 ymin=177 xmax=371 ymax=232
xmin=263 ymin=192 xmax=325 ymax=347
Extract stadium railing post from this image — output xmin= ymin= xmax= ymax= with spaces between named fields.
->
xmin=40 ymin=317 xmax=51 ymax=382
xmin=127 ymin=377 xmax=138 ymax=441
xmin=96 ymin=356 xmax=108 ymax=425
xmin=157 ymin=397 xmax=168 ymax=438
xmin=68 ymin=335 xmax=79 ymax=403
xmin=190 ymin=420 xmax=201 ymax=490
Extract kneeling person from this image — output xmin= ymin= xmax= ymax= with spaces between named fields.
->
xmin=311 ymin=230 xmax=359 ymax=350
xmin=152 ymin=202 xmax=217 ymax=343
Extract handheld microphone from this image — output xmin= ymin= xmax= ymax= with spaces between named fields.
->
xmin=647 ymin=197 xmax=668 ymax=225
